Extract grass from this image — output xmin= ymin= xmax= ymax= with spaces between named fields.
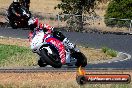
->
xmin=0 ymin=81 xmax=131 ymax=88
xmin=0 ymin=37 xmax=114 ymax=67
xmin=0 ymin=44 xmax=37 ymax=67
xmin=0 ymin=71 xmax=131 ymax=88
xmin=80 ymin=46 xmax=113 ymax=63
xmin=102 ymin=47 xmax=118 ymax=57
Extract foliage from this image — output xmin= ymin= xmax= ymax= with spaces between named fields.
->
xmin=102 ymin=47 xmax=117 ymax=57
xmin=104 ymin=0 xmax=132 ymax=27
xmin=55 ymin=0 xmax=97 ymax=15
xmin=55 ymin=0 xmax=100 ymax=31
xmin=102 ymin=47 xmax=109 ymax=53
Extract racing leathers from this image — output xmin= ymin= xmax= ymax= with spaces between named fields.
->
xmin=8 ymin=2 xmax=22 ymax=21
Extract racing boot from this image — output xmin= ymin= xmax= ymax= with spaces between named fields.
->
xmin=63 ymin=38 xmax=75 ymax=50
xmin=63 ymin=38 xmax=80 ymax=52
xmin=65 ymin=49 xmax=77 ymax=66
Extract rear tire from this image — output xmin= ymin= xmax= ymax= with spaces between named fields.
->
xmin=40 ymin=48 xmax=62 ymax=68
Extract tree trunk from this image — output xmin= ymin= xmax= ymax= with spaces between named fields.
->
xmin=77 ymin=0 xmax=84 ymax=32
xmin=77 ymin=15 xmax=83 ymax=32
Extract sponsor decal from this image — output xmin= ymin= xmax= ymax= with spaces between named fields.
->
xmin=46 ymin=37 xmax=66 ymax=64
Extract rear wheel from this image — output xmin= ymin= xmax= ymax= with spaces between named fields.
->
xmin=40 ymin=47 xmax=62 ymax=68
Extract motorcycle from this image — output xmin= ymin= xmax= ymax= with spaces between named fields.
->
xmin=7 ymin=5 xmax=31 ymax=29
xmin=29 ymin=30 xmax=87 ymax=68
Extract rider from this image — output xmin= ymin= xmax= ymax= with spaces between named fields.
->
xmin=8 ymin=0 xmax=22 ymax=20
xmin=28 ymin=17 xmax=76 ymax=51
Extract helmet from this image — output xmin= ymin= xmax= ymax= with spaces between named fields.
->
xmin=13 ymin=0 xmax=20 ymax=6
xmin=28 ymin=18 xmax=39 ymax=30
xmin=39 ymin=23 xmax=44 ymax=29
xmin=13 ymin=0 xmax=19 ymax=3
xmin=38 ymin=23 xmax=48 ymax=32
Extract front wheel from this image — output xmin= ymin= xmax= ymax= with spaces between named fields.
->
xmin=71 ymin=52 xmax=87 ymax=67
xmin=10 ymin=21 xmax=17 ymax=29
xmin=38 ymin=59 xmax=47 ymax=67
xmin=40 ymin=48 xmax=62 ymax=68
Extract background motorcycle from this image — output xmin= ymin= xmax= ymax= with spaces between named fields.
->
xmin=29 ymin=30 xmax=87 ymax=68
xmin=7 ymin=6 xmax=31 ymax=29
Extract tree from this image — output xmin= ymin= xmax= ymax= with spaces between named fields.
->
xmin=55 ymin=0 xmax=100 ymax=32
xmin=104 ymin=0 xmax=132 ymax=27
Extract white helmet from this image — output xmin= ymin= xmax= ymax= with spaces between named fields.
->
xmin=13 ymin=0 xmax=19 ymax=2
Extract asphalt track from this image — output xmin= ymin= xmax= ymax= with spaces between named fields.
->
xmin=0 ymin=67 xmax=131 ymax=73
xmin=0 ymin=27 xmax=132 ymax=69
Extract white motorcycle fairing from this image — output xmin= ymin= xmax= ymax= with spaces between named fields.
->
xmin=30 ymin=31 xmax=46 ymax=53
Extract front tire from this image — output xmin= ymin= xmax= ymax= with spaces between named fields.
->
xmin=38 ymin=59 xmax=47 ymax=67
xmin=10 ymin=21 xmax=17 ymax=29
xmin=71 ymin=52 xmax=87 ymax=67
xmin=40 ymin=48 xmax=62 ymax=68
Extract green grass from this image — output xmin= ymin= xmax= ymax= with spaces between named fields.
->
xmin=0 ymin=44 xmax=37 ymax=67
xmin=102 ymin=47 xmax=118 ymax=57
